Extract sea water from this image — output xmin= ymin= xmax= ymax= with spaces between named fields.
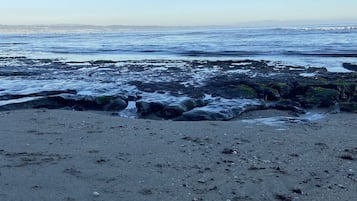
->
xmin=1 ymin=24 xmax=357 ymax=71
xmin=0 ymin=24 xmax=356 ymax=107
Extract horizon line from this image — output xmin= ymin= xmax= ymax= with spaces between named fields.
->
xmin=1 ymin=18 xmax=357 ymax=28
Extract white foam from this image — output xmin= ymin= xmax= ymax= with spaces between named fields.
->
xmin=0 ymin=97 xmax=43 ymax=106
xmin=241 ymin=112 xmax=326 ymax=128
xmin=299 ymin=73 xmax=316 ymax=77
xmin=118 ymin=101 xmax=137 ymax=119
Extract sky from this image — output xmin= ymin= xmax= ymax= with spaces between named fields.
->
xmin=1 ymin=0 xmax=357 ymax=26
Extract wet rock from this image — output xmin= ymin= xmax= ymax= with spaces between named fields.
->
xmin=0 ymin=90 xmax=76 ymax=101
xmin=0 ymin=71 xmax=39 ymax=76
xmin=90 ymin=60 xmax=117 ymax=65
xmin=203 ymin=77 xmax=258 ymax=99
xmin=129 ymin=80 xmax=188 ymax=95
xmin=339 ymin=102 xmax=357 ymax=113
xmin=303 ymin=87 xmax=340 ymax=108
xmin=353 ymin=95 xmax=357 ymax=102
xmin=271 ymin=82 xmax=292 ymax=98
xmin=0 ymin=96 xmax=66 ymax=111
xmin=136 ymin=93 xmax=204 ymax=118
xmin=137 ymin=101 xmax=164 ymax=116
xmin=94 ymin=95 xmax=128 ymax=111
xmin=253 ymin=84 xmax=280 ymax=101
xmin=0 ymin=94 xmax=128 ymax=112
xmin=228 ymin=84 xmax=258 ymax=99
xmin=136 ymin=99 xmax=167 ymax=116
xmin=270 ymin=99 xmax=306 ymax=114
xmin=336 ymin=84 xmax=353 ymax=100
xmin=1 ymin=59 xmax=357 ymax=118
xmin=342 ymin=63 xmax=357 ymax=72
xmin=162 ymin=98 xmax=197 ymax=118
xmin=178 ymin=98 xmax=265 ymax=121
xmin=102 ymin=97 xmax=128 ymax=111
xmin=59 ymin=95 xmax=127 ymax=111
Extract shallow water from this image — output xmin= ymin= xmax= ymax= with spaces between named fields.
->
xmin=0 ymin=25 xmax=356 ymax=119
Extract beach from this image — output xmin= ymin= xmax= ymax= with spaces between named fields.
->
xmin=1 ymin=25 xmax=356 ymax=201
xmin=0 ymin=109 xmax=356 ymax=201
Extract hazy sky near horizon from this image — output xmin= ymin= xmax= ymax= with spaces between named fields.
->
xmin=1 ymin=0 xmax=356 ymax=26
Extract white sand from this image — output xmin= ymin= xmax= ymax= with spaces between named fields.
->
xmin=0 ymin=109 xmax=356 ymax=201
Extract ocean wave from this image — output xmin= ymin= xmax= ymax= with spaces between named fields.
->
xmin=284 ymin=51 xmax=357 ymax=58
xmin=51 ymin=50 xmax=99 ymax=54
xmin=278 ymin=26 xmax=357 ymax=31
xmin=179 ymin=50 xmax=262 ymax=57
xmin=0 ymin=42 xmax=28 ymax=45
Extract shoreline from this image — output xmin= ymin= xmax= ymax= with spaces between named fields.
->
xmin=1 ymin=59 xmax=356 ymax=121
xmin=0 ymin=109 xmax=356 ymax=201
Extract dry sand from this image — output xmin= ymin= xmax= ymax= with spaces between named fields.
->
xmin=0 ymin=109 xmax=356 ymax=201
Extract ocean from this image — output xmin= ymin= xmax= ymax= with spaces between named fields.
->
xmin=0 ymin=24 xmax=356 ymax=118
xmin=1 ymin=24 xmax=357 ymax=71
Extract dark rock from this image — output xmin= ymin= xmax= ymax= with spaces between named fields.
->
xmin=136 ymin=95 xmax=204 ymax=118
xmin=270 ymin=99 xmax=306 ymax=114
xmin=136 ymin=100 xmax=166 ymax=116
xmin=339 ymin=102 xmax=357 ymax=113
xmin=63 ymin=95 xmax=127 ymax=111
xmin=129 ymin=81 xmax=189 ymax=96
xmin=271 ymin=82 xmax=292 ymax=98
xmin=339 ymin=154 xmax=355 ymax=161
xmin=0 ymin=94 xmax=127 ymax=112
xmin=0 ymin=96 xmax=68 ymax=111
xmin=103 ymin=97 xmax=128 ymax=111
xmin=274 ymin=193 xmax=293 ymax=201
xmin=0 ymin=71 xmax=39 ymax=76
xmin=0 ymin=90 xmax=76 ymax=101
xmin=253 ymin=84 xmax=280 ymax=101
xmin=336 ymin=84 xmax=353 ymax=100
xmin=292 ymin=188 xmax=303 ymax=194
xmin=303 ymin=87 xmax=339 ymax=108
xmin=179 ymin=107 xmax=235 ymax=121
xmin=221 ymin=148 xmax=236 ymax=154
xmin=203 ymin=77 xmax=258 ymax=99
xmin=178 ymin=98 xmax=265 ymax=121
xmin=352 ymin=95 xmax=357 ymax=102
xmin=230 ymin=84 xmax=258 ymax=99
xmin=162 ymin=98 xmax=197 ymax=118
xmin=90 ymin=60 xmax=117 ymax=65
xmin=210 ymin=83 xmax=258 ymax=99
xmin=342 ymin=63 xmax=357 ymax=72
xmin=35 ymin=90 xmax=77 ymax=97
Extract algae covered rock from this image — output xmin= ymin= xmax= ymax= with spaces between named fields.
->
xmin=178 ymin=98 xmax=265 ymax=121
xmin=253 ymin=84 xmax=280 ymax=101
xmin=271 ymin=82 xmax=292 ymax=98
xmin=340 ymin=102 xmax=357 ymax=113
xmin=235 ymin=85 xmax=258 ymax=98
xmin=215 ymin=84 xmax=258 ymax=99
xmin=304 ymin=87 xmax=339 ymax=108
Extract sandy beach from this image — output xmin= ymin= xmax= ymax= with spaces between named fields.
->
xmin=0 ymin=109 xmax=356 ymax=201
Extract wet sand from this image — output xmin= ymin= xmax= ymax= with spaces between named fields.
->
xmin=0 ymin=109 xmax=356 ymax=201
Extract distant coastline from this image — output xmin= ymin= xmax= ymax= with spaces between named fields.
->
xmin=1 ymin=23 xmax=357 ymax=34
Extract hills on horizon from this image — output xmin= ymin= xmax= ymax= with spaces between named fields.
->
xmin=1 ymin=19 xmax=356 ymax=33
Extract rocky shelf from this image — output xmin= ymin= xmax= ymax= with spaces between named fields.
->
xmin=0 ymin=59 xmax=356 ymax=121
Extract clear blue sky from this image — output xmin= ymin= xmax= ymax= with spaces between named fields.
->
xmin=1 ymin=0 xmax=356 ymax=26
